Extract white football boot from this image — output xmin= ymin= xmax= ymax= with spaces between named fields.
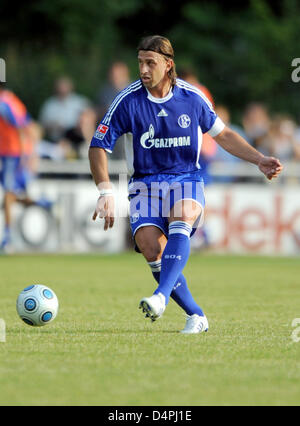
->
xmin=139 ymin=292 xmax=166 ymax=322
xmin=180 ymin=314 xmax=209 ymax=334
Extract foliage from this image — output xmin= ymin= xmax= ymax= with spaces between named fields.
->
xmin=0 ymin=0 xmax=299 ymax=122
xmin=169 ymin=0 xmax=300 ymax=121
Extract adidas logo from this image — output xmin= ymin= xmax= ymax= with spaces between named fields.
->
xmin=157 ymin=109 xmax=168 ymax=117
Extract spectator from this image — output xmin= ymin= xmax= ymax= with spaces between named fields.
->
xmin=58 ymin=107 xmax=97 ymax=160
xmin=242 ymin=102 xmax=271 ymax=150
xmin=97 ymin=62 xmax=131 ymax=117
xmin=36 ymin=130 xmax=65 ymax=161
xmin=177 ymin=68 xmax=217 ymax=184
xmin=39 ymin=76 xmax=90 ymax=143
xmin=177 ymin=68 xmax=216 ymax=248
xmin=259 ymin=115 xmax=298 ymax=160
xmin=212 ymin=105 xmax=247 ymax=183
xmin=293 ymin=116 xmax=300 ymax=161
xmin=22 ymin=121 xmax=42 ymax=175
xmin=214 ymin=105 xmax=246 ymax=162
xmin=27 ymin=120 xmax=64 ymax=161
xmin=178 ymin=68 xmax=214 ymax=106
xmin=96 ymin=62 xmax=131 ymax=160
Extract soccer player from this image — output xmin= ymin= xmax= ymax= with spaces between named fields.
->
xmin=89 ymin=36 xmax=283 ymax=333
xmin=0 ymin=83 xmax=32 ymax=249
xmin=0 ymin=83 xmax=47 ymax=250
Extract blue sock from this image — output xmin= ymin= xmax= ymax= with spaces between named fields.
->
xmin=171 ymin=275 xmax=204 ymax=316
xmin=35 ymin=197 xmax=53 ymax=210
xmin=153 ymin=221 xmax=192 ymax=304
xmin=149 ymin=259 xmax=204 ymax=316
xmin=1 ymin=225 xmax=11 ymax=247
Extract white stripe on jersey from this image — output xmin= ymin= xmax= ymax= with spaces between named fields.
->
xmin=103 ymin=80 xmax=142 ymax=125
xmin=104 ymin=79 xmax=141 ymax=120
xmin=123 ymin=132 xmax=134 ymax=176
xmin=176 ymin=79 xmax=214 ymax=112
xmin=196 ymin=125 xmax=203 ymax=169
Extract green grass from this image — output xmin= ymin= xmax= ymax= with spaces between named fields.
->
xmin=0 ymin=253 xmax=299 ymax=406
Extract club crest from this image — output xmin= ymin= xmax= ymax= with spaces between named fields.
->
xmin=178 ymin=114 xmax=191 ymax=128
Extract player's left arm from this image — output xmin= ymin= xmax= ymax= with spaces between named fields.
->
xmin=214 ymin=126 xmax=283 ymax=180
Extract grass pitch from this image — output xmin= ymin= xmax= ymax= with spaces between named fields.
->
xmin=0 ymin=252 xmax=299 ymax=406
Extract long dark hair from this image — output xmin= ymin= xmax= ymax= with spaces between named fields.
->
xmin=137 ymin=35 xmax=177 ymax=86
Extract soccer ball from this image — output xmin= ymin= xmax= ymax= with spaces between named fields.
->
xmin=16 ymin=285 xmax=59 ymax=327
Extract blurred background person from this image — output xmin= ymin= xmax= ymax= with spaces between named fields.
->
xmin=177 ymin=68 xmax=216 ymax=248
xmin=177 ymin=68 xmax=217 ymax=185
xmin=258 ymin=115 xmax=298 ymax=161
xmin=215 ymin=104 xmax=247 ymax=140
xmin=96 ymin=62 xmax=131 ymax=160
xmin=96 ymin=61 xmax=131 ymax=118
xmin=294 ymin=116 xmax=300 ymax=161
xmin=214 ymin=105 xmax=245 ymax=162
xmin=212 ymin=105 xmax=245 ymax=183
xmin=58 ymin=107 xmax=98 ymax=160
xmin=35 ymin=126 xmax=65 ymax=161
xmin=39 ymin=76 xmax=91 ymax=145
xmin=178 ymin=67 xmax=214 ymax=105
xmin=0 ymin=83 xmax=33 ymax=249
xmin=242 ymin=102 xmax=271 ymax=151
xmin=0 ymin=83 xmax=53 ymax=251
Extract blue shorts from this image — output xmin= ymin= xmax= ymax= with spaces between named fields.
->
xmin=0 ymin=156 xmax=29 ymax=194
xmin=128 ymin=171 xmax=205 ymax=251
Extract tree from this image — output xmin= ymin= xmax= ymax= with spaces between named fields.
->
xmin=168 ymin=0 xmax=300 ymax=121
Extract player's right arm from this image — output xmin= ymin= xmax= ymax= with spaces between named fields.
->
xmin=89 ymin=147 xmax=115 ymax=231
xmin=88 ymin=83 xmax=133 ymax=230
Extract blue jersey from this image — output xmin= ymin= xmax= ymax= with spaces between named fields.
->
xmin=90 ymin=78 xmax=225 ymax=177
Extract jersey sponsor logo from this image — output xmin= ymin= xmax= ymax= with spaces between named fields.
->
xmin=94 ymin=123 xmax=109 ymax=140
xmin=140 ymin=124 xmax=191 ymax=149
xmin=178 ymin=114 xmax=191 ymax=128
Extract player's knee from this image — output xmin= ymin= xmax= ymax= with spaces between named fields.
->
xmin=136 ymin=239 xmax=162 ymax=262
xmin=171 ymin=202 xmax=202 ymax=225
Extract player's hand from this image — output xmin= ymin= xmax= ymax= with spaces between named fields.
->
xmin=92 ymin=193 xmax=115 ymax=231
xmin=258 ymin=156 xmax=283 ymax=180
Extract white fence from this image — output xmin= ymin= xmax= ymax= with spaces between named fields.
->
xmin=1 ymin=168 xmax=300 ymax=255
xmin=194 ymin=184 xmax=300 ymax=254
xmin=0 ymin=179 xmax=128 ymax=253
xmin=36 ymin=158 xmax=300 ymax=180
